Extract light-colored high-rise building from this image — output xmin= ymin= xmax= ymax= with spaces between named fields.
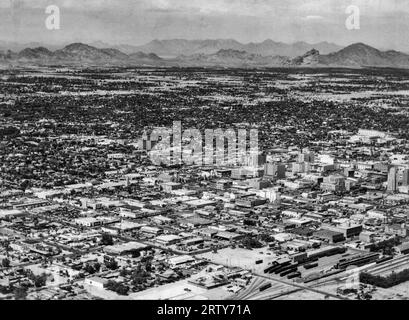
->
xmin=387 ymin=166 xmax=398 ymax=192
xmin=402 ymin=168 xmax=409 ymax=186
xmin=298 ymin=150 xmax=315 ymax=163
xmin=264 ymin=163 xmax=286 ymax=179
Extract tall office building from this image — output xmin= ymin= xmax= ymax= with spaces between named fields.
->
xmin=387 ymin=166 xmax=398 ymax=192
xmin=247 ymin=152 xmax=266 ymax=168
xmin=141 ymin=131 xmax=158 ymax=151
xmin=292 ymin=162 xmax=305 ymax=174
xmin=298 ymin=150 xmax=315 ymax=163
xmin=264 ymin=163 xmax=286 ymax=179
xmin=402 ymin=168 xmax=409 ymax=186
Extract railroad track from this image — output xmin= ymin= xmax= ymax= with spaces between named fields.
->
xmin=214 ymin=260 xmax=347 ymax=300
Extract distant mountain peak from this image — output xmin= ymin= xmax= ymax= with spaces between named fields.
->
xmin=342 ymin=42 xmax=379 ymax=51
xmin=261 ymin=39 xmax=276 ymax=44
xmin=319 ymin=42 xmax=409 ymax=67
xmin=304 ymin=48 xmax=320 ymax=56
xmin=18 ymin=47 xmax=53 ymax=60
xmin=63 ymin=42 xmax=94 ymax=50
xmin=291 ymin=48 xmax=320 ymax=66
xmin=216 ymin=49 xmax=248 ymax=55
xmin=129 ymin=51 xmax=162 ymax=60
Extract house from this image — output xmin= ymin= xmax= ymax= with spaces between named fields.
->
xmin=155 ymin=235 xmax=182 ymax=246
xmin=103 ymin=241 xmax=149 ymax=256
xmin=185 ymin=199 xmax=217 ymax=208
xmin=214 ymin=231 xmax=243 ymax=241
xmin=179 ymin=217 xmax=213 ymax=228
xmin=195 ymin=228 xmax=218 ymax=238
xmin=385 ymin=224 xmax=408 ymax=237
xmin=140 ymin=226 xmax=163 ymax=235
xmin=84 ymin=276 xmax=108 ymax=289
xmin=313 ymin=229 xmax=345 ymax=243
xmin=161 ymin=182 xmax=182 ymax=192
xmin=0 ymin=209 xmax=27 ymax=220
xmin=167 ymin=255 xmax=195 ymax=267
xmin=397 ymin=242 xmax=409 ymax=255
xmin=74 ymin=217 xmax=102 ymax=227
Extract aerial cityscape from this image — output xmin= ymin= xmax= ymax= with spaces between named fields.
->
xmin=2 ymin=0 xmax=409 ymax=303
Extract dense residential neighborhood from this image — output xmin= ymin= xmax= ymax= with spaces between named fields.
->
xmin=1 ymin=65 xmax=409 ymax=300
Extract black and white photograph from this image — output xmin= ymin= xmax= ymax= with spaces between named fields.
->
xmin=1 ymin=0 xmax=409 ymax=309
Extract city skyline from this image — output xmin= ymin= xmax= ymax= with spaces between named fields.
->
xmin=3 ymin=0 xmax=409 ymax=306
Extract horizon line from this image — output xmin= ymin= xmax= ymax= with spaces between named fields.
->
xmin=0 ymin=39 xmax=406 ymax=54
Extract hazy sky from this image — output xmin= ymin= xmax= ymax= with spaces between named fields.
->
xmin=3 ymin=0 xmax=409 ymax=50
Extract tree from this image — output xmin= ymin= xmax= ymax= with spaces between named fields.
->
xmin=241 ymin=236 xmax=262 ymax=250
xmin=259 ymin=234 xmax=274 ymax=243
xmin=101 ymin=233 xmax=114 ymax=246
xmin=94 ymin=262 xmax=101 ymax=272
xmin=120 ymin=268 xmax=131 ymax=277
xmin=1 ymin=258 xmax=10 ymax=268
xmin=131 ymin=251 xmax=140 ymax=258
xmin=1 ymin=239 xmax=10 ymax=258
xmin=130 ymin=264 xmax=149 ymax=286
xmin=14 ymin=286 xmax=28 ymax=300
xmin=243 ymin=219 xmax=257 ymax=226
xmin=20 ymin=180 xmax=31 ymax=192
xmin=30 ymin=273 xmax=48 ymax=288
xmin=0 ymin=285 xmax=13 ymax=295
xmin=104 ymin=259 xmax=118 ymax=270
xmin=84 ymin=262 xmax=100 ymax=274
xmin=145 ymin=261 xmax=152 ymax=273
xmin=104 ymin=280 xmax=129 ymax=296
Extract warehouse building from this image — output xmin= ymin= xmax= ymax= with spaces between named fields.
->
xmin=313 ymin=229 xmax=345 ymax=243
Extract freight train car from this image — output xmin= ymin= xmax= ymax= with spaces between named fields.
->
xmin=335 ymin=253 xmax=379 ymax=269
xmin=280 ymin=268 xmax=298 ymax=277
xmin=287 ymin=271 xmax=301 ymax=279
xmin=259 ymin=283 xmax=272 ymax=291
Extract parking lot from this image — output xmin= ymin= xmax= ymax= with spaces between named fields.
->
xmin=197 ymin=246 xmax=281 ymax=274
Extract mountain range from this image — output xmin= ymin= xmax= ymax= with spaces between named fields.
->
xmin=127 ymin=39 xmax=342 ymax=57
xmin=2 ymin=41 xmax=409 ymax=69
xmin=2 ymin=43 xmax=163 ymax=65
